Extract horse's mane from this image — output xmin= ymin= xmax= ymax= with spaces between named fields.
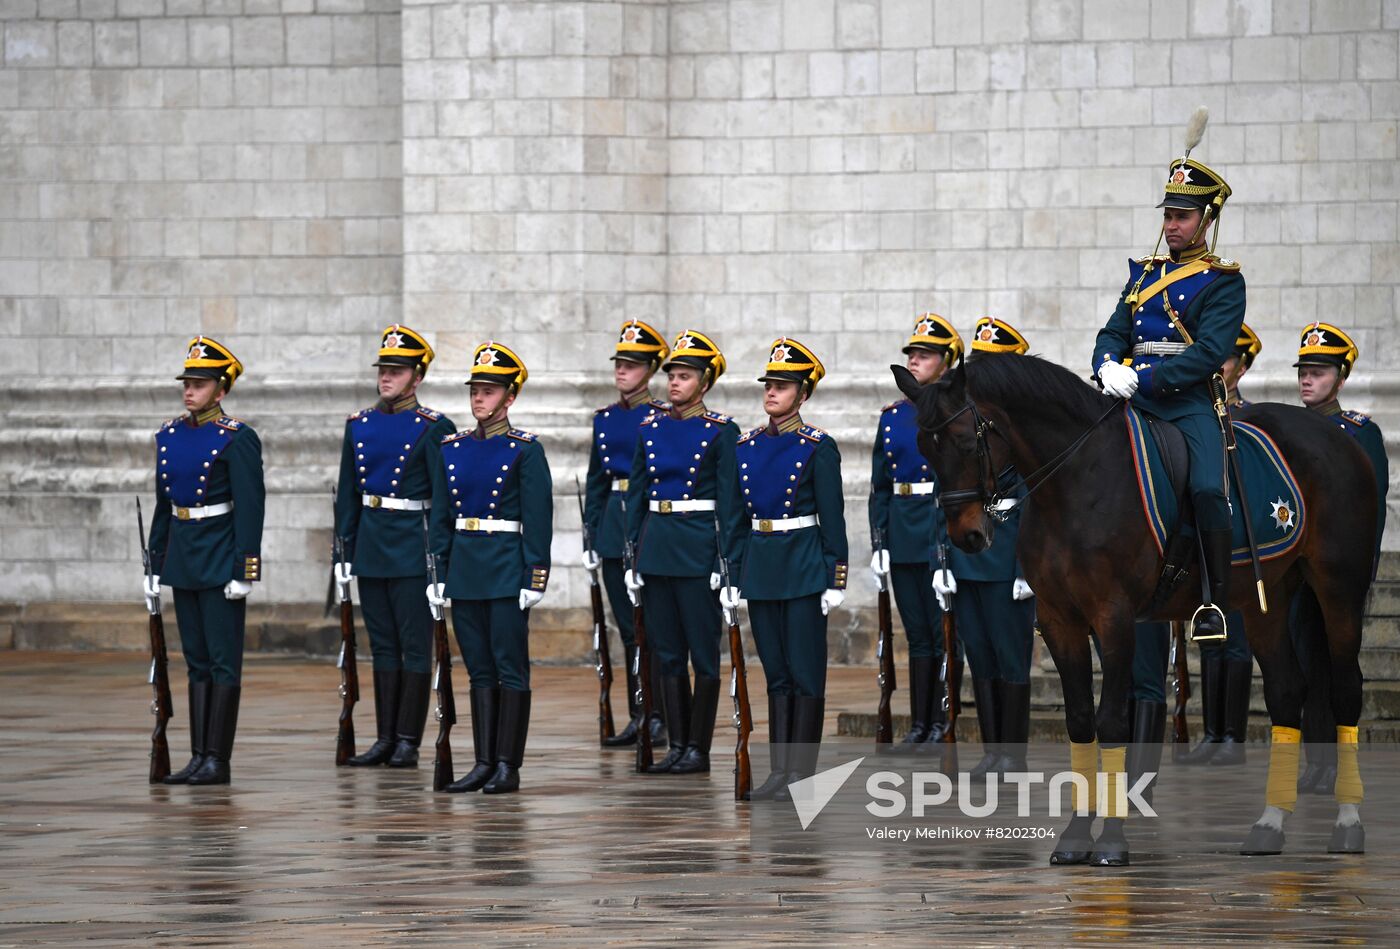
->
xmin=963 ymin=353 xmax=1114 ymax=424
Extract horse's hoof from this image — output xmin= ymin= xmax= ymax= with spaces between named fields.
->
xmin=1240 ymin=823 xmax=1285 ymax=855
xmin=1089 ymin=819 xmax=1130 ymax=867
xmin=1327 ymin=823 xmax=1365 ymax=854
xmin=1048 ymin=814 xmax=1095 ymax=866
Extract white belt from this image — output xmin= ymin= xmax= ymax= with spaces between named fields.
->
xmin=363 ymin=494 xmax=429 ymax=511
xmin=1132 ymin=342 xmax=1188 ymax=357
xmin=751 ymin=514 xmax=818 ymax=533
xmin=892 ymin=482 xmax=934 ymax=496
xmin=173 ymin=501 xmax=232 ymax=521
xmin=455 ymin=517 xmax=521 ymax=533
xmin=649 ymin=499 xmax=715 ymax=514
xmin=611 ymin=477 xmax=629 ymax=492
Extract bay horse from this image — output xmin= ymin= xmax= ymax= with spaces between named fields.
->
xmin=892 ymin=354 xmax=1376 ymax=866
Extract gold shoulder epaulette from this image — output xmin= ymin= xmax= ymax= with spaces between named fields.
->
xmin=798 ymin=424 xmax=827 ymax=442
xmin=704 ymin=410 xmax=733 ymax=424
xmin=1207 ymin=255 xmax=1241 ymax=273
xmin=508 ymin=428 xmax=537 ymax=442
xmin=416 ymin=406 xmax=443 ymax=421
xmin=216 ymin=416 xmax=244 ymax=431
xmin=738 ymin=426 xmax=763 ymax=444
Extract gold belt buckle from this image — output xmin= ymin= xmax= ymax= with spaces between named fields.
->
xmin=368 ymin=495 xmax=382 ymax=509
xmin=659 ymin=500 xmax=672 ymax=514
xmin=463 ymin=517 xmax=480 ymax=531
xmin=615 ymin=478 xmax=629 ymax=491
xmin=897 ymin=483 xmax=911 ymax=496
xmin=176 ymin=507 xmax=191 ymax=521
xmin=758 ymin=519 xmax=773 ymax=533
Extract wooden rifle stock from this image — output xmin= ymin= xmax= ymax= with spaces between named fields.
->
xmin=577 ymin=477 xmax=615 ymax=744
xmin=137 ymin=497 xmax=172 ymax=784
xmin=938 ymin=542 xmax=959 ymax=745
xmin=717 ymin=527 xmax=751 ymax=801
xmin=1170 ymin=620 xmax=1191 ymax=759
xmin=424 ymin=513 xmax=455 ymax=791
xmin=620 ymin=495 xmax=653 ymax=772
xmin=332 ymin=513 xmax=360 ymax=766
xmin=874 ymin=530 xmax=895 ymax=746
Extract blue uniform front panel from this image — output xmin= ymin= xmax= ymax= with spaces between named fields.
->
xmin=156 ymin=417 xmax=239 ymax=508
xmin=868 ymin=400 xmax=942 ymax=564
xmin=584 ymin=398 xmax=666 ymax=559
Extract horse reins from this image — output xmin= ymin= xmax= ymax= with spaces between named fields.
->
xmin=933 ymin=396 xmax=1122 ymax=522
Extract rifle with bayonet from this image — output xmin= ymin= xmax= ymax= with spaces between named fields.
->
xmin=136 ymin=497 xmax=173 ymax=784
xmin=332 ymin=488 xmax=359 ymax=766
xmin=937 ymin=538 xmax=960 ymax=746
xmin=577 ymin=476 xmax=615 ymax=744
xmin=619 ymin=494 xmax=654 ymax=772
xmin=1170 ymin=620 xmax=1191 ymax=761
xmin=873 ymin=527 xmax=896 ymax=748
xmin=717 ymin=520 xmax=752 ymax=801
xmin=424 ymin=512 xmax=455 ymax=791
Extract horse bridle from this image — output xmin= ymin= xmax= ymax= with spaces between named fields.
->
xmin=930 ymin=395 xmax=1122 ymax=523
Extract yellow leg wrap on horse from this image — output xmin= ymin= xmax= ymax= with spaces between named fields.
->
xmin=1336 ymin=725 xmax=1362 ymax=805
xmin=1070 ymin=740 xmax=1098 ymax=813
xmin=1100 ymin=745 xmax=1127 ymax=820
xmin=1266 ymin=726 xmax=1302 ymax=812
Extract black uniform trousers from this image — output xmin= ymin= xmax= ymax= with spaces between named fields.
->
xmin=890 ymin=563 xmax=959 ymax=662
xmin=173 ymin=586 xmax=246 ymax=686
xmin=748 ymin=594 xmax=827 ymax=698
xmin=358 ymin=576 xmax=433 ymax=675
xmin=953 ymin=581 xmax=1034 ymax=684
xmin=601 ymin=557 xmax=636 ymax=649
xmin=642 ymin=575 xmax=721 ymax=681
xmin=452 ymin=597 xmax=530 ymax=692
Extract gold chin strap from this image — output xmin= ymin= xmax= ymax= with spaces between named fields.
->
xmin=1123 ymin=225 xmax=1165 ymax=310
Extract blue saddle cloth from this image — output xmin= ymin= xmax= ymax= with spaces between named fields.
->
xmin=1123 ymin=405 xmax=1305 ymax=566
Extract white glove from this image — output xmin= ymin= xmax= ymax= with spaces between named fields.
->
xmin=870 ymin=549 xmax=890 ymax=581
xmin=932 ymin=568 xmax=958 ymax=612
xmin=426 ymin=582 xmax=447 ymax=607
xmin=1098 ymin=359 xmax=1138 ymax=399
xmin=709 ymin=571 xmax=721 ymax=591
xmin=719 ymin=585 xmax=741 ymax=610
xmin=518 ymin=588 xmax=544 ymax=611
xmin=820 ymin=588 xmax=845 ymax=616
xmin=143 ymin=574 xmax=161 ymax=614
xmin=1013 ymin=577 xmax=1034 ymax=601
xmin=582 ymin=549 xmax=601 ymax=573
xmin=624 ymin=568 xmax=644 ymax=607
xmin=223 ymin=580 xmax=252 ymax=601
xmin=334 ymin=562 xmax=353 ymax=603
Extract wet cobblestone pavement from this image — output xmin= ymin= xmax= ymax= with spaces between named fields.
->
xmin=1 ymin=652 xmax=1394 ymax=945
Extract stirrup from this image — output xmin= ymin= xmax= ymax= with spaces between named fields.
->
xmin=1189 ymin=602 xmax=1228 ymax=643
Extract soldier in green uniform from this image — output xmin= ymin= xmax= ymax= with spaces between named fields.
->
xmin=1180 ymin=322 xmax=1261 ymax=767
xmin=583 ymin=320 xmax=671 ymax=748
xmin=334 ymin=325 xmax=455 ymax=767
xmin=1092 ymin=142 xmax=1246 ymax=642
xmin=427 ymin=342 xmax=553 ymax=795
xmin=869 ymin=314 xmax=963 ymax=753
xmin=624 ymin=330 xmax=747 ymax=774
xmin=1291 ymin=323 xmax=1389 ymax=793
xmin=727 ymin=338 xmax=848 ymax=800
xmin=146 ymin=336 xmax=265 ymax=786
xmin=933 ymin=318 xmax=1036 ymax=776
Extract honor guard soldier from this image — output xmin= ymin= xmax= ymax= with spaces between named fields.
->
xmin=1291 ymin=323 xmax=1389 ymax=793
xmin=427 ymin=342 xmax=553 ymax=795
xmin=1181 ymin=321 xmax=1262 ymax=767
xmin=624 ymin=330 xmax=747 ymax=774
xmin=932 ymin=318 xmax=1036 ymax=777
xmin=334 ymin=325 xmax=455 ymax=767
xmin=145 ymin=336 xmax=265 ymax=786
xmin=727 ymin=338 xmax=848 ymax=800
xmin=869 ymin=314 xmax=964 ymax=754
xmin=583 ymin=320 xmax=671 ymax=748
xmin=1092 ymin=116 xmax=1246 ymax=642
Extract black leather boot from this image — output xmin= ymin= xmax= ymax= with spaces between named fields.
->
xmin=164 ymin=680 xmax=211 ymax=784
xmin=1190 ymin=529 xmax=1232 ymax=642
xmin=447 ymin=687 xmax=499 ymax=793
xmin=483 ymin=688 xmax=531 ymax=794
xmin=747 ymin=693 xmax=793 ymax=800
xmin=889 ymin=656 xmax=932 ymax=755
xmin=968 ymin=678 xmax=1002 ymax=778
xmin=775 ymin=695 xmax=824 ymax=802
xmin=646 ymin=676 xmax=691 ymax=773
xmin=1128 ymin=701 xmax=1166 ymax=809
xmin=647 ymin=662 xmax=667 ymax=746
xmin=997 ymin=680 xmax=1031 ymax=772
xmin=1210 ymin=659 xmax=1252 ymax=766
xmin=1178 ymin=653 xmax=1223 ymax=764
xmin=671 ymin=676 xmax=721 ymax=774
xmin=602 ymin=646 xmax=642 ymax=748
xmin=188 ymin=683 xmax=239 ymax=786
xmin=387 ymin=671 xmax=430 ymax=768
xmin=348 ymin=670 xmax=400 ymax=766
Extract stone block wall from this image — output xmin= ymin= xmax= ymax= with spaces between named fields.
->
xmin=1 ymin=1 xmax=1397 ymax=632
